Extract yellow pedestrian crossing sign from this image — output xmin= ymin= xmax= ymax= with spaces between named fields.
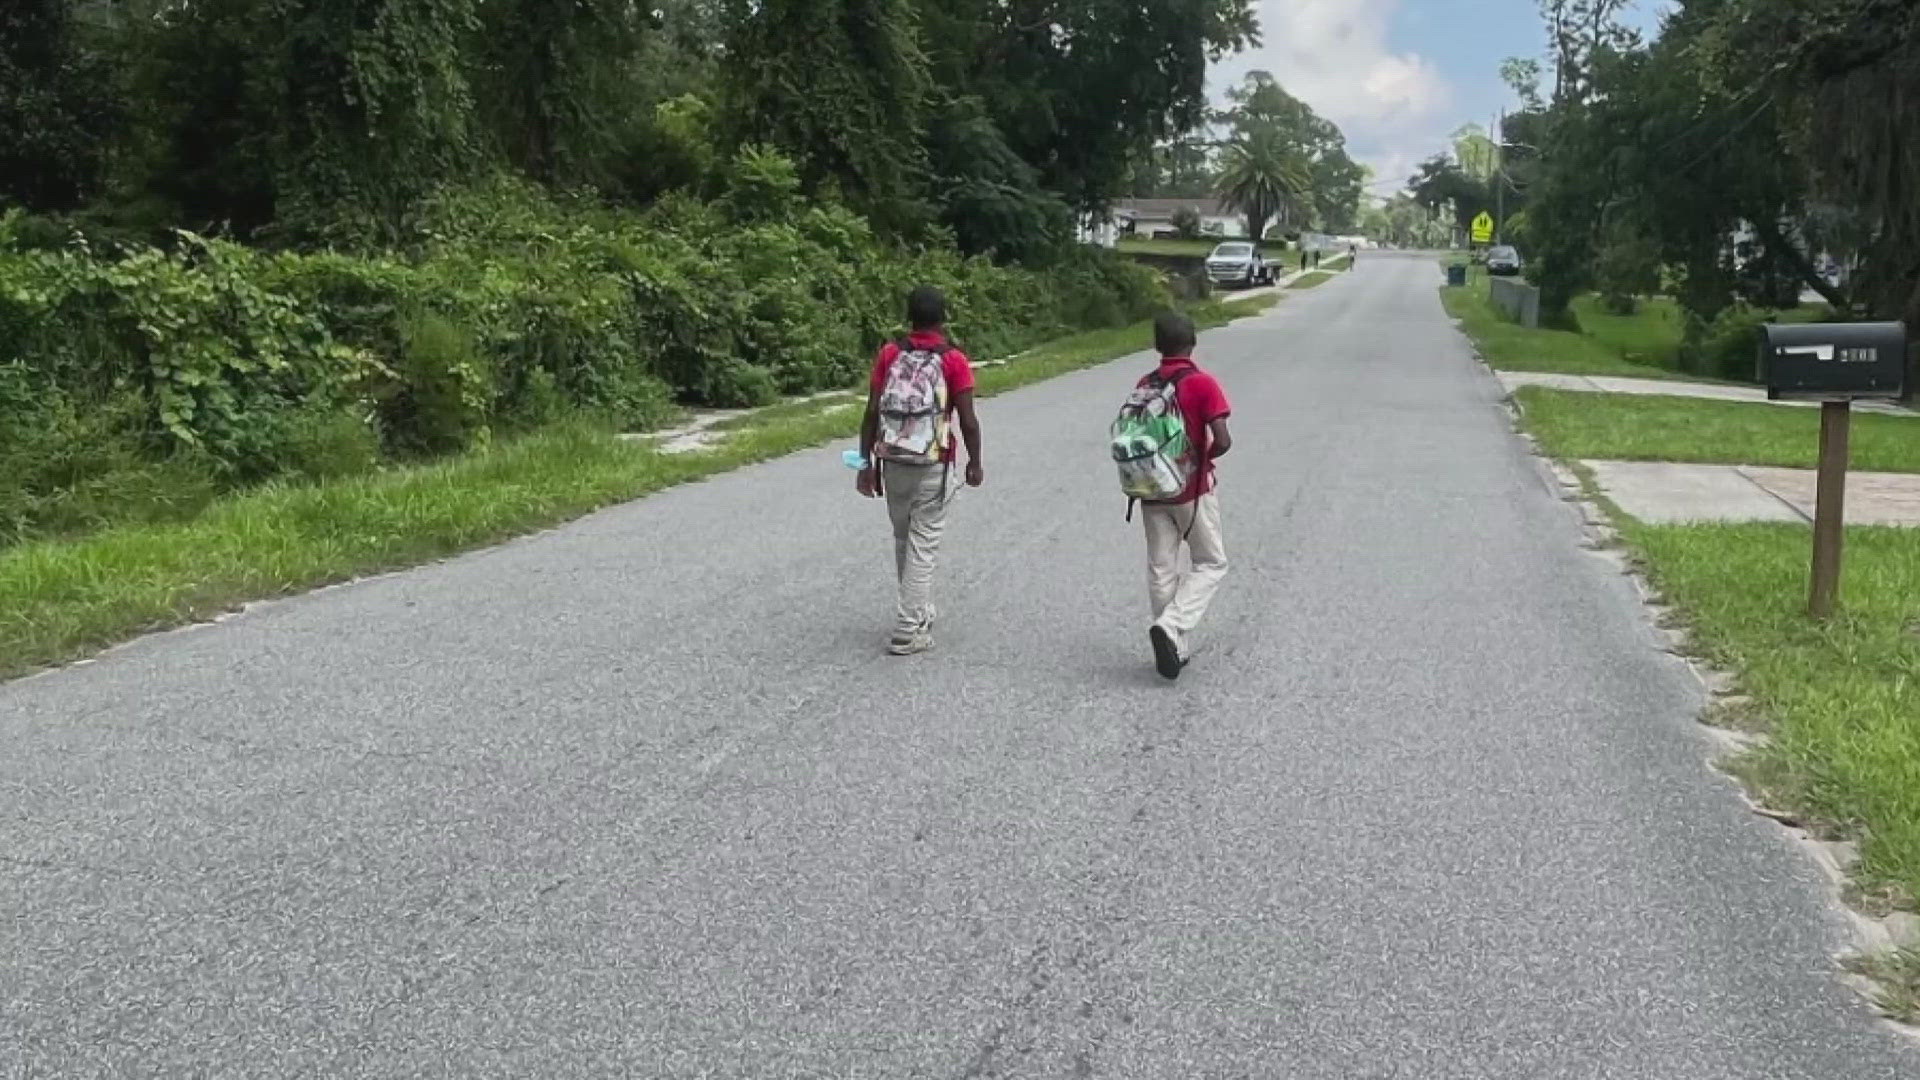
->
xmin=1471 ymin=211 xmax=1495 ymax=244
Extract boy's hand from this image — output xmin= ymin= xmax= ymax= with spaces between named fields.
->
xmin=856 ymin=466 xmax=880 ymax=498
xmin=965 ymin=461 xmax=984 ymax=488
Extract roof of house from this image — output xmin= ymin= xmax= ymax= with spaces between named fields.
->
xmin=1113 ymin=197 xmax=1232 ymax=220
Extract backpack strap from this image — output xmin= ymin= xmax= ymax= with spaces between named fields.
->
xmin=1142 ymin=364 xmax=1196 ymax=395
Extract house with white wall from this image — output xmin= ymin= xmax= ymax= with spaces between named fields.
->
xmin=1106 ymin=199 xmax=1252 ymax=240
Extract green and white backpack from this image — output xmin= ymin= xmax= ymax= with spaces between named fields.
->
xmin=1110 ymin=369 xmax=1194 ymax=506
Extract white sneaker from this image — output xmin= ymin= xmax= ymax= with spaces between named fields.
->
xmin=888 ymin=631 xmax=934 ymax=656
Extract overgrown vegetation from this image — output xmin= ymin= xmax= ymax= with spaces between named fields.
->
xmin=1 ymin=0 xmax=1262 ymax=552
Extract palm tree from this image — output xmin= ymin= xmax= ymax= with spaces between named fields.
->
xmin=1215 ymin=130 xmax=1313 ymax=241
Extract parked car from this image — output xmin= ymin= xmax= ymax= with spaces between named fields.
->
xmin=1486 ymin=245 xmax=1523 ymax=276
xmin=1205 ymin=242 xmax=1274 ymax=288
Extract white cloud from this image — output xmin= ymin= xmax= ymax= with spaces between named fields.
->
xmin=1210 ymin=0 xmax=1454 ymax=192
xmin=1213 ymin=0 xmax=1451 ymax=125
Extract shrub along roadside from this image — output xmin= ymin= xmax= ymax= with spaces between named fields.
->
xmin=0 ymin=167 xmax=1170 ymax=550
xmin=0 ymin=297 xmax=1274 ymax=681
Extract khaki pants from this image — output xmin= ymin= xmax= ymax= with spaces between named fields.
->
xmin=883 ymin=462 xmax=957 ymax=639
xmin=1143 ymin=493 xmax=1227 ymax=658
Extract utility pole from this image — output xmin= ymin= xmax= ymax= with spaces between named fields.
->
xmin=1494 ymin=109 xmax=1505 ymax=244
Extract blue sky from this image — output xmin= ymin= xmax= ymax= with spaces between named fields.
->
xmin=1207 ymin=0 xmax=1674 ymax=198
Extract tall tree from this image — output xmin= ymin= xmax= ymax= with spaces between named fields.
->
xmin=1216 ymin=72 xmax=1363 ymax=231
xmin=471 ymin=0 xmax=648 ymax=188
xmin=1216 ymin=127 xmax=1311 ymax=241
xmin=724 ymin=0 xmax=929 ymax=227
xmin=1408 ymin=154 xmax=1491 ymax=239
xmin=1692 ymin=0 xmax=1920 ymax=330
xmin=917 ymin=0 xmax=1258 ymax=213
xmin=124 ymin=0 xmax=482 ymax=242
xmin=1451 ymin=125 xmax=1498 ymax=182
xmin=0 ymin=0 xmax=119 ymax=211
xmin=1540 ymin=0 xmax=1638 ymax=104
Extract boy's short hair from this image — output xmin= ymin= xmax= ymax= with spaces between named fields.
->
xmin=907 ymin=286 xmax=947 ymax=329
xmin=1153 ymin=311 xmax=1197 ymax=356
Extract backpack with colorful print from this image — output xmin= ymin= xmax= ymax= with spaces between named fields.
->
xmin=875 ymin=341 xmax=949 ymax=465
xmin=1110 ymin=369 xmax=1194 ymax=504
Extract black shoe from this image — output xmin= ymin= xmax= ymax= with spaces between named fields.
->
xmin=1149 ymin=626 xmax=1183 ymax=681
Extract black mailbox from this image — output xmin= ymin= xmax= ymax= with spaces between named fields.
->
xmin=1762 ymin=321 xmax=1908 ymax=401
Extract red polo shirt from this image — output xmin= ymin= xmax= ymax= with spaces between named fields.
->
xmin=1137 ymin=357 xmax=1230 ymax=503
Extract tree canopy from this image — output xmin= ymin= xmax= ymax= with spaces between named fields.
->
xmin=1 ymin=0 xmax=1262 ymax=260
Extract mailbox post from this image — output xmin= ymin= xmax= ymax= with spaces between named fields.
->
xmin=1760 ymin=322 xmax=1909 ymax=619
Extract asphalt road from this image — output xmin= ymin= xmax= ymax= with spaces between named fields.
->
xmin=5 ymin=253 xmax=1917 ymax=1078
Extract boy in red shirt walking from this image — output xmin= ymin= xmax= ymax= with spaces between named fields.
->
xmin=856 ymin=287 xmax=984 ymax=655
xmin=1136 ymin=312 xmax=1231 ymax=680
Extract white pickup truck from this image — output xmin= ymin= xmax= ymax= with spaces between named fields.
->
xmin=1205 ymin=242 xmax=1275 ymax=288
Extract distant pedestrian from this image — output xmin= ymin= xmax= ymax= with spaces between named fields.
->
xmin=857 ymin=287 xmax=984 ymax=656
xmin=1311 ymin=248 xmax=1321 ymax=269
xmin=1348 ymin=243 xmax=1357 ymax=267
xmin=1300 ymin=248 xmax=1309 ymax=273
xmin=1107 ymin=312 xmax=1232 ymax=681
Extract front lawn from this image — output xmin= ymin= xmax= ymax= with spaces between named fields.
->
xmin=1441 ymin=274 xmax=1692 ymax=380
xmin=1514 ymin=388 xmax=1920 ymax=473
xmin=1117 ymin=237 xmax=1227 ymax=257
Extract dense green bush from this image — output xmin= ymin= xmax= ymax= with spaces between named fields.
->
xmin=0 ymin=373 xmax=220 ymax=545
xmin=1680 ymin=305 xmax=1768 ymax=382
xmin=1593 ymin=230 xmax=1663 ymax=316
xmin=0 ymin=161 xmax=1170 ymax=548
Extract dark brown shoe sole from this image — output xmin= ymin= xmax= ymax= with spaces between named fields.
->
xmin=1149 ymin=626 xmax=1182 ymax=681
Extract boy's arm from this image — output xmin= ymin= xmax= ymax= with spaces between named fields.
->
xmin=857 ymin=388 xmax=883 ymax=497
xmin=948 ymin=350 xmax=983 ymax=486
xmin=857 ymin=348 xmax=888 ymax=497
xmin=955 ymin=390 xmax=983 ymax=486
xmin=859 ymin=385 xmax=881 ymax=463
xmin=1207 ymin=417 xmax=1232 ymax=459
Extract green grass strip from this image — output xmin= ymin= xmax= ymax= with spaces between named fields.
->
xmin=1290 ymin=272 xmax=1336 ymax=290
xmin=1515 ymin=387 xmax=1920 ymax=472
xmin=1441 ymin=274 xmax=1700 ymax=381
xmin=0 ymin=299 xmax=1272 ymax=680
xmin=1626 ymin=520 xmax=1920 ymax=914
xmin=1115 ymin=237 xmax=1219 ymax=257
